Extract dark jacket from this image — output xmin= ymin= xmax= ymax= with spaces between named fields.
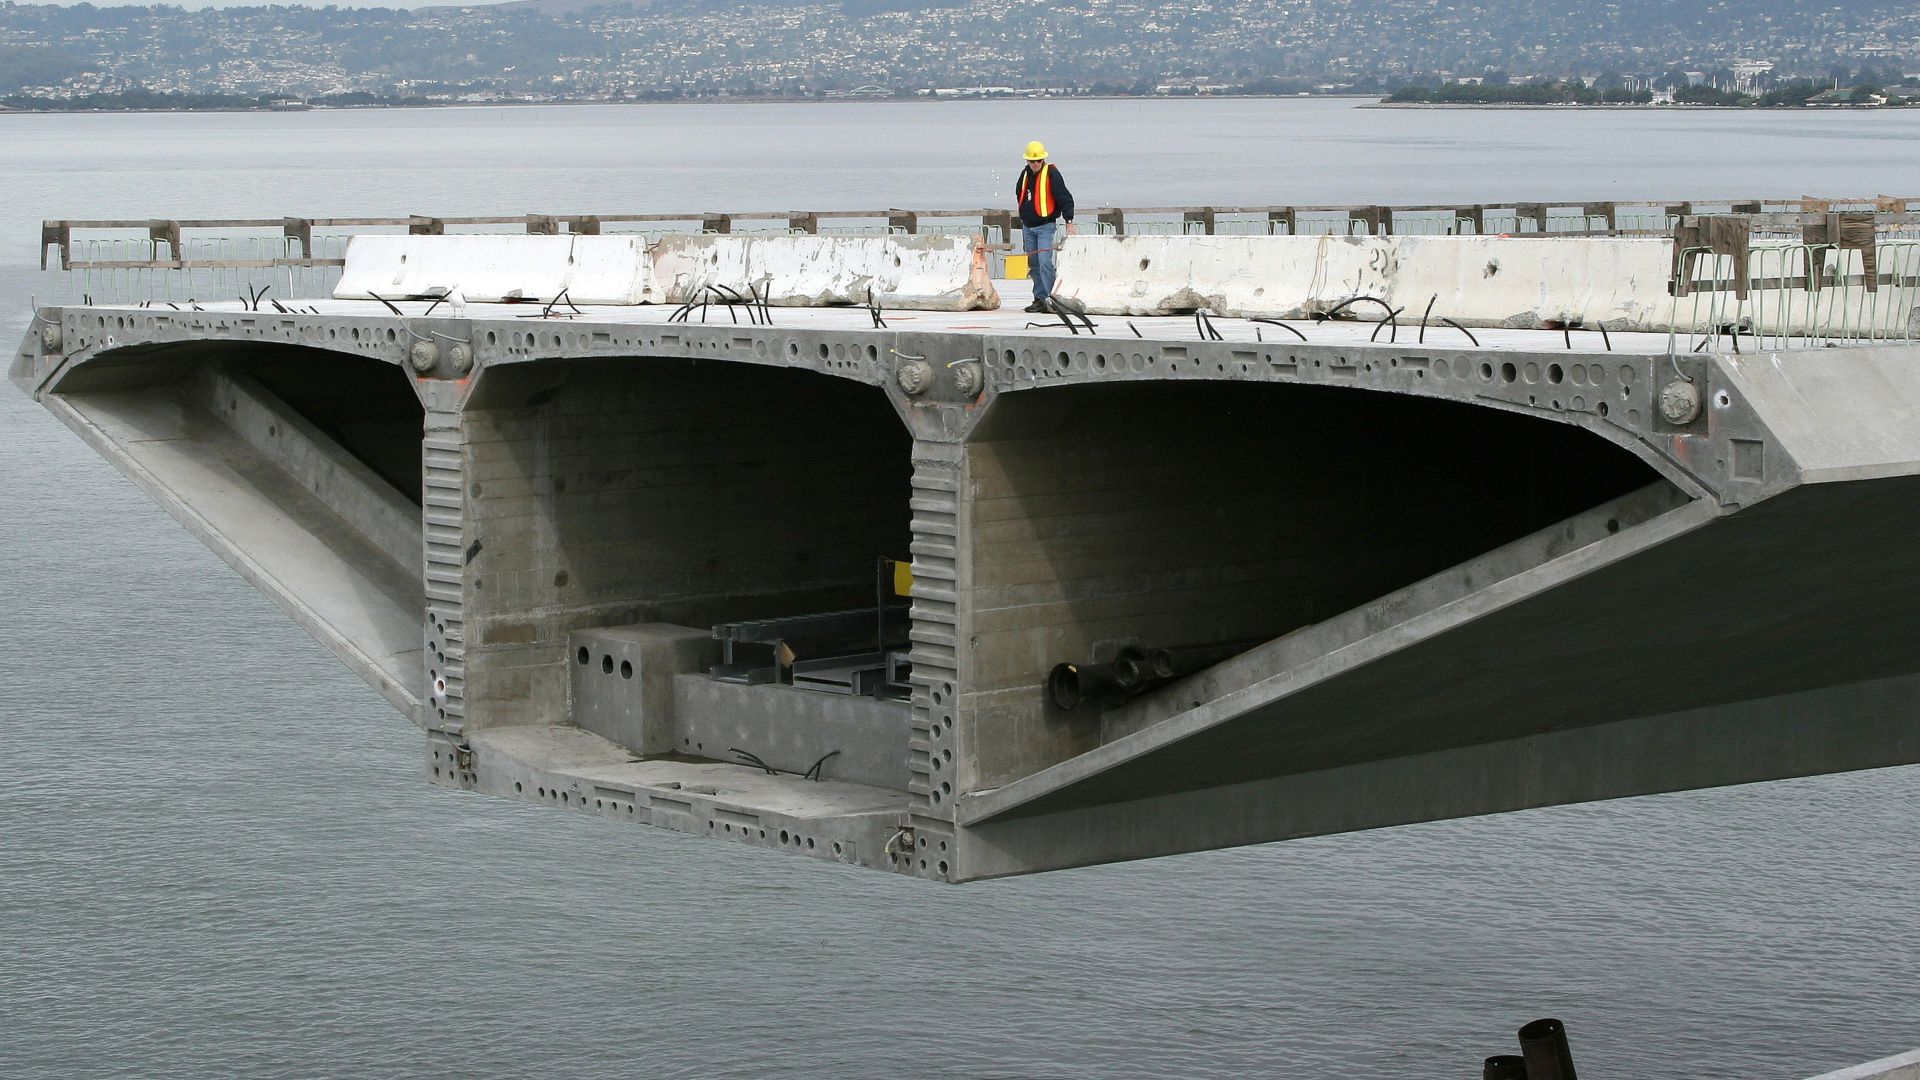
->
xmin=1015 ymin=164 xmax=1075 ymax=228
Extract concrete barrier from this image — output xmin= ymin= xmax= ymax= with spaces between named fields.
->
xmin=1051 ymin=234 xmax=1919 ymax=335
xmin=652 ymin=234 xmax=998 ymax=310
xmin=336 ymin=233 xmax=999 ymax=311
xmin=334 ymin=234 xmax=656 ymax=305
xmin=1801 ymin=1049 xmax=1920 ymax=1080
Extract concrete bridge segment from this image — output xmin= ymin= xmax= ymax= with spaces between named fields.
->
xmin=13 ymin=232 xmax=1920 ymax=882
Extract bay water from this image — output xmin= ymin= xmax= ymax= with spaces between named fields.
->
xmin=2 ymin=99 xmax=1917 ymax=1079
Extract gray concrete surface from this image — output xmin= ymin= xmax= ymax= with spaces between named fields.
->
xmin=1805 ymin=1049 xmax=1920 ymax=1080
xmin=14 ymin=293 xmax=1920 ymax=881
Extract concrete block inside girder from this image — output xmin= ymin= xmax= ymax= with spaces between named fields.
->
xmin=671 ymin=676 xmax=911 ymax=789
xmin=568 ymin=624 xmax=718 ymax=755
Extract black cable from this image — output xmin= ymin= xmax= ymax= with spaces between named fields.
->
xmin=1249 ymin=317 xmax=1308 ymax=341
xmin=1439 ymin=317 xmax=1479 ymax=346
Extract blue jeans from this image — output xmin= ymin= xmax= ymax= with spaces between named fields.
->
xmin=1023 ymin=221 xmax=1057 ymax=303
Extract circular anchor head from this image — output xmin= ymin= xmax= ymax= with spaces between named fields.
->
xmin=447 ymin=342 xmax=474 ymax=376
xmin=408 ymin=340 xmax=439 ymax=374
xmin=39 ymin=323 xmax=62 ymax=353
xmin=950 ymin=360 xmax=984 ymax=397
xmin=896 ymin=358 xmax=934 ymax=396
xmin=1658 ymin=379 xmax=1702 ymax=425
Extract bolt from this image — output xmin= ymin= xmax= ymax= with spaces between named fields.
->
xmin=408 ymin=340 xmax=438 ymax=374
xmin=896 ymin=358 xmax=934 ymax=395
xmin=1658 ymin=379 xmax=1702 ymax=425
xmin=447 ymin=342 xmax=474 ymax=375
xmin=950 ymin=360 xmax=983 ymax=397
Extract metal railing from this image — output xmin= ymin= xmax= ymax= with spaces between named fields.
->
xmin=1670 ymin=210 xmax=1920 ymax=350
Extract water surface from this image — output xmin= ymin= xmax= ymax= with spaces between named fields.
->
xmin=2 ymin=99 xmax=1917 ymax=1080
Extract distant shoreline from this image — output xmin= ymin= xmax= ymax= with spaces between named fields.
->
xmin=1367 ymin=101 xmax=1908 ymax=110
xmin=5 ymin=94 xmax=1902 ymax=115
xmin=0 ymin=93 xmax=1381 ymax=115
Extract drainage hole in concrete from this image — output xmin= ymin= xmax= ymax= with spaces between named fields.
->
xmin=601 ymin=655 xmax=613 ymax=674
xmin=833 ymin=842 xmax=844 ymax=856
xmin=1501 ymin=362 xmax=1518 ymax=383
xmin=780 ymin=830 xmax=790 ymax=844
xmin=938 ymin=861 xmax=949 ymax=875
xmin=537 ymin=787 xmax=546 ymax=797
xmin=805 ymin=837 xmax=815 ymax=849
xmin=515 ymin=782 xmax=523 ymax=793
xmin=1597 ymin=400 xmax=1610 ymax=417
xmin=620 ymin=661 xmax=633 ymax=679
xmin=1548 ymin=363 xmax=1565 ymax=384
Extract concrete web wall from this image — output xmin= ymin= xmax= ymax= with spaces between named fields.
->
xmin=956 ymin=381 xmax=1660 ymax=790
xmin=455 ymin=357 xmax=911 ymax=729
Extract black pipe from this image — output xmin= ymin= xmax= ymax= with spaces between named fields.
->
xmin=1145 ymin=648 xmax=1177 ymax=680
xmin=1046 ymin=662 xmax=1125 ymax=712
xmin=1109 ymin=645 xmax=1157 ymax=692
xmin=1483 ymin=1056 xmax=1528 ymax=1080
xmin=1517 ymin=1018 xmax=1577 ymax=1080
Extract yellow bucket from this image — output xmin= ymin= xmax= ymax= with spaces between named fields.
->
xmin=1004 ymin=253 xmax=1030 ymax=279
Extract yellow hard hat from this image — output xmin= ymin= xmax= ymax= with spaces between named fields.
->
xmin=1023 ymin=140 xmax=1047 ymax=160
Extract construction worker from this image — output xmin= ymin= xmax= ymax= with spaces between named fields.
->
xmin=1014 ymin=140 xmax=1077 ymax=312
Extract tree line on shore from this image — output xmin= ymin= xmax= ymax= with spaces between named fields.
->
xmin=1386 ymin=75 xmax=1915 ymax=106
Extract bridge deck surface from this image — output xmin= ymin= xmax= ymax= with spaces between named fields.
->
xmin=85 ymin=283 xmax=1706 ymax=356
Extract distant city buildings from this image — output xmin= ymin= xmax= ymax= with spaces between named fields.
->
xmin=0 ymin=0 xmax=1916 ymax=105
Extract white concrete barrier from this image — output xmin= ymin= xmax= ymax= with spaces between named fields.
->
xmin=335 ymin=233 xmax=999 ymax=312
xmin=652 ymin=234 xmax=998 ymax=310
xmin=1050 ymin=234 xmax=1920 ymax=336
xmin=334 ymin=234 xmax=656 ymax=305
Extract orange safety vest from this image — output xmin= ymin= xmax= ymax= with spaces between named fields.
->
xmin=1019 ymin=164 xmax=1055 ymax=219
